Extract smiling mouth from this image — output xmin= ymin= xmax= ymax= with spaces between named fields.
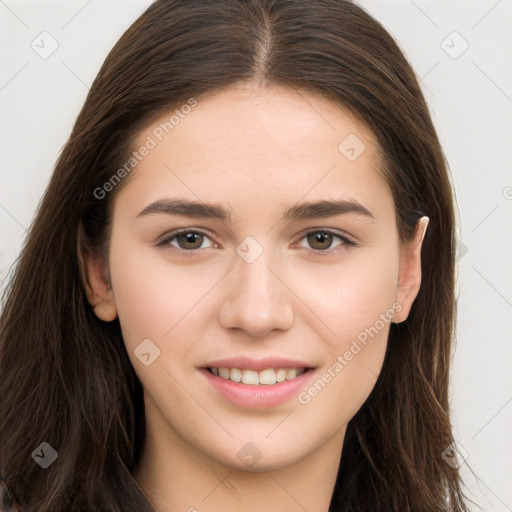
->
xmin=207 ymin=367 xmax=313 ymax=385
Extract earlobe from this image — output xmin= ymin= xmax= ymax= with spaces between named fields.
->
xmin=393 ymin=216 xmax=429 ymax=324
xmin=91 ymin=300 xmax=118 ymax=323
xmin=82 ymin=252 xmax=118 ymax=322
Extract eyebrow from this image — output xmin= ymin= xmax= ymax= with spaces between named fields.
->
xmin=136 ymin=197 xmax=375 ymax=223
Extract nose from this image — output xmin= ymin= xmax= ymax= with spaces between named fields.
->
xmin=218 ymin=248 xmax=294 ymax=338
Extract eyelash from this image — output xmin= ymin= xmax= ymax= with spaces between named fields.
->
xmin=155 ymin=228 xmax=358 ymax=258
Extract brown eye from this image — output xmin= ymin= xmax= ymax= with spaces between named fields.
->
xmin=157 ymin=230 xmax=215 ymax=252
xmin=297 ymin=230 xmax=356 ymax=254
xmin=307 ymin=232 xmax=334 ymax=250
xmin=175 ymin=232 xmax=205 ymax=250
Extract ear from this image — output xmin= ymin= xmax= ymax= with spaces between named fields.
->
xmin=82 ymin=251 xmax=118 ymax=322
xmin=393 ymin=216 xmax=429 ymax=324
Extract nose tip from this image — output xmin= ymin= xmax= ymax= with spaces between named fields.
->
xmin=218 ymin=255 xmax=294 ymax=337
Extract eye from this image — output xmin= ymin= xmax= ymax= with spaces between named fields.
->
xmin=156 ymin=229 xmax=215 ymax=252
xmin=296 ymin=230 xmax=357 ymax=254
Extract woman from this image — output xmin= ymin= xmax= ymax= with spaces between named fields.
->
xmin=0 ymin=0 xmax=471 ymax=510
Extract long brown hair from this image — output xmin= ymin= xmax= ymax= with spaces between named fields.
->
xmin=1 ymin=1 xmax=471 ymax=510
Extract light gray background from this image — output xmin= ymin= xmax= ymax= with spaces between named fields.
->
xmin=1 ymin=1 xmax=511 ymax=510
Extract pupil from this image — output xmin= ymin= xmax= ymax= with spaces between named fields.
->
xmin=179 ymin=232 xmax=201 ymax=249
xmin=309 ymin=232 xmax=332 ymax=249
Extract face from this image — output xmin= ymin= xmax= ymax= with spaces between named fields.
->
xmin=87 ymin=83 xmax=425 ymax=472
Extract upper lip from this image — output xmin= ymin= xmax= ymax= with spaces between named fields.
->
xmin=202 ymin=356 xmax=315 ymax=371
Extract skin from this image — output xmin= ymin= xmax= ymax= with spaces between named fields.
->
xmin=85 ymin=82 xmax=428 ymax=512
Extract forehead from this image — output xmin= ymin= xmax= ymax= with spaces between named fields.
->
xmin=140 ymin=84 xmax=377 ymax=165
xmin=119 ymin=84 xmax=392 ymax=224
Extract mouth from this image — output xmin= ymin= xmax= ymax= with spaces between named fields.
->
xmin=200 ymin=357 xmax=316 ymax=409
xmin=206 ymin=366 xmax=314 ymax=385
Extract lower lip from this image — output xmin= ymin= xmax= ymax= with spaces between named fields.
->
xmin=200 ymin=368 xmax=315 ymax=409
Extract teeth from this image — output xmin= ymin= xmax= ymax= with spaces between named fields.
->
xmin=241 ymin=370 xmax=259 ymax=385
xmin=218 ymin=368 xmax=230 ymax=379
xmin=286 ymin=368 xmax=296 ymax=381
xmin=276 ymin=369 xmax=287 ymax=382
xmin=210 ymin=367 xmax=306 ymax=385
xmin=230 ymin=368 xmax=242 ymax=382
xmin=259 ymin=368 xmax=277 ymax=385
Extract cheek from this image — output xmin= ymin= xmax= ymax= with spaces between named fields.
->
xmin=290 ymin=249 xmax=399 ymax=413
xmin=108 ymin=247 xmax=215 ymax=405
xmin=108 ymin=242 xmax=213 ymax=347
xmin=289 ymin=245 xmax=399 ymax=344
